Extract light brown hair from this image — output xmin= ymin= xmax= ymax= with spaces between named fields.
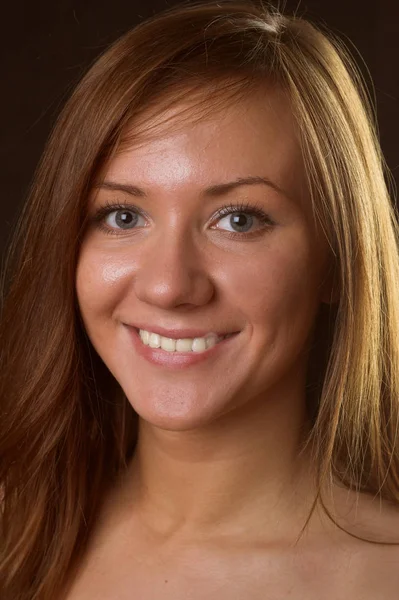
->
xmin=1 ymin=1 xmax=399 ymax=597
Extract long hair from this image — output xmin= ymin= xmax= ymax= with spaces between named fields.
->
xmin=1 ymin=1 xmax=399 ymax=597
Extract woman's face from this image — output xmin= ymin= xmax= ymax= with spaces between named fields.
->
xmin=76 ymin=86 xmax=331 ymax=431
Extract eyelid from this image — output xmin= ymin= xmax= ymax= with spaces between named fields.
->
xmin=91 ymin=200 xmax=148 ymax=220
xmin=90 ymin=199 xmax=275 ymax=237
xmin=212 ymin=201 xmax=274 ymax=223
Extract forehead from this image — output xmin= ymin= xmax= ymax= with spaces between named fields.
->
xmin=99 ymin=84 xmax=307 ymax=206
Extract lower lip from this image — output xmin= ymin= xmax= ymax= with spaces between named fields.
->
xmin=127 ymin=326 xmax=239 ymax=370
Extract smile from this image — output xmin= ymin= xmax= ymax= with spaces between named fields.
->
xmin=137 ymin=328 xmax=234 ymax=353
xmin=127 ymin=326 xmax=240 ymax=370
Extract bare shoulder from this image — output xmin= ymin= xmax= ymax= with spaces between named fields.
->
xmin=316 ymin=483 xmax=399 ymax=597
xmin=60 ymin=481 xmax=399 ymax=600
xmin=328 ymin=482 xmax=399 ymax=542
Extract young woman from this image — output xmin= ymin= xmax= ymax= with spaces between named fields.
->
xmin=1 ymin=1 xmax=399 ymax=598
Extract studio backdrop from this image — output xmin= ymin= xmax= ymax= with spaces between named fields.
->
xmin=1 ymin=0 xmax=398 ymax=262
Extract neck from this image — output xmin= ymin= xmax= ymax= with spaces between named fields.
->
xmin=116 ymin=381 xmax=320 ymax=544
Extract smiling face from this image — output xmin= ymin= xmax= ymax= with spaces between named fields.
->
xmin=76 ymin=85 xmax=331 ymax=432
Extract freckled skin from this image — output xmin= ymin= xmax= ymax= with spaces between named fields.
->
xmin=75 ymin=86 xmax=331 ymax=432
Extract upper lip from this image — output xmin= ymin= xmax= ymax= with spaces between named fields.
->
xmin=126 ymin=323 xmax=238 ymax=340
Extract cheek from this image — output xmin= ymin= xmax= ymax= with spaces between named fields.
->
xmin=75 ymin=227 xmax=321 ymax=333
xmin=220 ymin=240 xmax=319 ymax=327
xmin=75 ymin=247 xmax=131 ymax=324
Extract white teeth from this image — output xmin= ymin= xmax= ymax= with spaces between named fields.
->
xmin=205 ymin=335 xmax=218 ymax=349
xmin=175 ymin=338 xmax=194 ymax=352
xmin=148 ymin=333 xmax=161 ymax=348
xmin=192 ymin=337 xmax=207 ymax=353
xmin=161 ymin=337 xmax=177 ymax=352
xmin=138 ymin=329 xmax=223 ymax=353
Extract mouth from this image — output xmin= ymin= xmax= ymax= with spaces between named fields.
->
xmin=132 ymin=326 xmax=238 ymax=353
xmin=127 ymin=325 xmax=240 ymax=369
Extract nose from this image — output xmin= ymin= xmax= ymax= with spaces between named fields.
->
xmin=133 ymin=228 xmax=215 ymax=310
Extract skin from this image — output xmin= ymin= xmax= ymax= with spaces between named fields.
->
xmin=77 ymin=85 xmax=331 ymax=436
xmin=69 ymin=87 xmax=399 ymax=599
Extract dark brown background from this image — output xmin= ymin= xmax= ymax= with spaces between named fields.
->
xmin=1 ymin=0 xmax=398 ymax=263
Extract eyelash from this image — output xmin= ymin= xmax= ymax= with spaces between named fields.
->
xmin=90 ymin=199 xmax=275 ymax=239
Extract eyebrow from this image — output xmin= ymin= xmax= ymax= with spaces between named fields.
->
xmin=94 ymin=176 xmax=289 ymax=200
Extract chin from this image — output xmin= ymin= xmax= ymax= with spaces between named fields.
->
xmin=124 ymin=391 xmax=228 ymax=433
